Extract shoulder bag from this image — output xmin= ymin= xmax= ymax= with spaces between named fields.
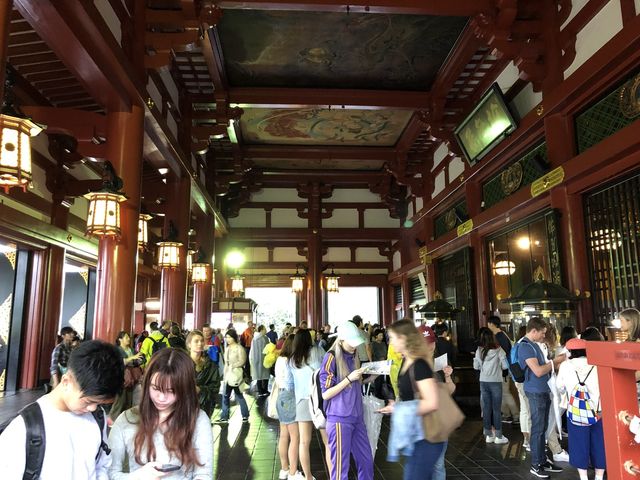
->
xmin=409 ymin=361 xmax=465 ymax=443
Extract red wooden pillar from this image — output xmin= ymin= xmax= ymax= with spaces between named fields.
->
xmin=193 ymin=213 xmax=214 ymax=328
xmin=0 ymin=0 xmax=12 ymax=101
xmin=400 ymin=274 xmax=410 ymax=319
xmin=586 ymin=341 xmax=640 ymax=480
xmin=93 ymin=106 xmax=144 ymax=341
xmin=306 ymin=231 xmax=323 ymax=329
xmin=381 ymin=283 xmax=392 ymax=326
xmin=160 ymin=173 xmax=190 ymax=325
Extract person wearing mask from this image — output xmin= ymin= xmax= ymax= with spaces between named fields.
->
xmin=556 ymin=328 xmax=606 ymax=480
xmin=250 ymin=325 xmax=271 ymax=396
xmin=379 ymin=319 xmax=453 ymax=480
xmin=290 ymin=329 xmax=327 ymax=480
xmin=218 ymin=329 xmax=250 ymax=423
xmin=49 ymin=326 xmax=76 ymax=388
xmin=110 ymin=331 xmax=145 ymax=422
xmin=319 ymin=322 xmax=373 ymax=480
xmin=486 ymin=316 xmax=519 ymax=425
xmin=518 ymin=317 xmax=564 ymax=478
xmin=267 ymin=324 xmax=279 ymax=344
xmin=108 ymin=348 xmax=214 ymax=479
xmin=275 ymin=335 xmax=301 ymax=480
xmin=186 ymin=330 xmax=222 ymax=419
xmin=473 ymin=327 xmax=509 ymax=444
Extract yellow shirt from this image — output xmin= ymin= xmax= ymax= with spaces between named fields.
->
xmin=386 ymin=343 xmax=403 ymax=399
xmin=140 ymin=330 xmax=171 ymax=365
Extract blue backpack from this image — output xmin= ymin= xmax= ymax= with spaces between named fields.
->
xmin=509 ymin=339 xmax=536 ymax=383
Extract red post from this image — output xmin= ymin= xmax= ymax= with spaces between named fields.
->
xmin=193 ymin=265 xmax=213 ymax=329
xmin=586 ymin=341 xmax=640 ymax=479
xmin=93 ymin=106 xmax=144 ymax=341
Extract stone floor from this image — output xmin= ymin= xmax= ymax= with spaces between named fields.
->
xmin=212 ymin=394 xmax=582 ymax=480
xmin=1 ymin=389 xmax=587 ymax=479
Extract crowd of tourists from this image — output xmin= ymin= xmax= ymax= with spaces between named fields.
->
xmin=0 ymin=308 xmax=638 ymax=479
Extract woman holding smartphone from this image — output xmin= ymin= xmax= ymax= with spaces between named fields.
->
xmin=108 ymin=348 xmax=214 ymax=479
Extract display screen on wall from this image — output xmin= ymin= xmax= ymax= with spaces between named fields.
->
xmin=454 ymin=83 xmax=518 ymax=166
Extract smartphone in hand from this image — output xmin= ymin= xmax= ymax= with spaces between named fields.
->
xmin=154 ymin=464 xmax=181 ymax=472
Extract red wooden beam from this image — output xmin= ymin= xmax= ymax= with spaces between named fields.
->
xmin=243 ymin=145 xmax=396 ymax=161
xmin=217 ymin=0 xmax=494 ymax=15
xmin=229 ymin=87 xmax=429 ymax=110
xmin=228 ymin=227 xmax=400 ymax=241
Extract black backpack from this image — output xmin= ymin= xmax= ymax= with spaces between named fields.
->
xmin=19 ymin=402 xmax=110 ymax=480
xmin=150 ymin=335 xmax=167 ymax=355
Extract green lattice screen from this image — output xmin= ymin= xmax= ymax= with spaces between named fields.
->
xmin=482 ymin=142 xmax=549 ymax=210
xmin=576 ymin=72 xmax=640 ymax=153
xmin=434 ymin=199 xmax=468 ymax=238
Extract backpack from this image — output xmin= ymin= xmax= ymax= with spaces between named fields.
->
xmin=567 ymin=367 xmax=601 ymax=426
xmin=150 ymin=335 xmax=167 ymax=355
xmin=19 ymin=402 xmax=110 ymax=480
xmin=207 ymin=344 xmax=219 ymax=363
xmin=509 ymin=339 xmax=536 ymax=383
xmin=309 ymin=367 xmax=327 ymax=429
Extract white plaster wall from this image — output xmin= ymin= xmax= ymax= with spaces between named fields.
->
xmin=432 ymin=143 xmax=448 ymax=170
xmin=69 ymin=196 xmax=89 ymax=221
xmin=495 ymin=62 xmax=520 ymax=92
xmin=244 ymin=247 xmax=269 ymax=263
xmin=392 ymin=250 xmax=401 ymax=271
xmin=30 ymin=163 xmax=52 ymax=203
xmin=273 ymin=247 xmax=306 ymax=262
xmin=159 ymin=68 xmax=180 ymax=114
xmin=167 ymin=114 xmax=178 ymax=141
xmin=228 ymin=209 xmax=266 ymax=228
xmin=330 ymin=189 xmax=380 ymax=203
xmin=364 ymin=209 xmax=399 ymax=228
xmin=322 ymin=209 xmax=358 ymax=228
xmin=0 ymin=193 xmax=49 ymax=223
xmin=271 ymin=208 xmax=307 ymax=227
xmin=415 ymin=196 xmax=424 ymax=213
xmin=448 ymin=157 xmax=465 ymax=182
xmin=324 ymin=247 xmax=351 ymax=262
xmin=637 ymin=0 xmax=640 ymax=17
xmin=333 ymin=268 xmax=388 ymax=274
xmin=512 ymin=83 xmax=543 ymax=119
xmin=561 ymin=0 xmax=590 ymax=29
xmin=251 ymin=188 xmax=302 ymax=202
xmin=95 ymin=0 xmax=122 ymax=45
xmin=356 ymin=247 xmax=387 ymax=262
xmin=432 ymin=170 xmax=446 ymax=198
xmin=564 ymin=1 xmax=623 ymax=78
xmin=407 ymin=200 xmax=414 ymax=219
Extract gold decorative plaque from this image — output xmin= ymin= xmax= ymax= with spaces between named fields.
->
xmin=443 ymin=209 xmax=458 ymax=231
xmin=456 ymin=219 xmax=474 ymax=237
xmin=619 ymin=74 xmax=640 ymax=119
xmin=419 ymin=246 xmax=431 ymax=265
xmin=530 ymin=166 xmax=565 ymax=198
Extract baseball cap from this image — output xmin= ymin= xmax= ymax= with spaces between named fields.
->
xmin=337 ymin=321 xmax=365 ymax=347
xmin=565 ymin=338 xmax=586 ymax=350
xmin=420 ymin=325 xmax=436 ymax=344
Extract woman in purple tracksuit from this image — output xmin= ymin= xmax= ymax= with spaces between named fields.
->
xmin=319 ymin=322 xmax=373 ymax=480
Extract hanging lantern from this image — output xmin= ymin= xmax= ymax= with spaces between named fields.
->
xmin=157 ymin=241 xmax=182 ymax=269
xmin=231 ymin=272 xmax=244 ymax=296
xmin=186 ymin=249 xmax=196 ymax=273
xmin=137 ymin=213 xmax=152 ymax=250
xmin=84 ymin=190 xmax=127 ymax=238
xmin=326 ymin=269 xmax=340 ymax=293
xmin=192 ymin=263 xmax=211 ymax=284
xmin=494 ymin=260 xmax=516 ymax=276
xmin=291 ymin=271 xmax=305 ymax=293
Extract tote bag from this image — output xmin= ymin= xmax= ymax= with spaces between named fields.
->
xmin=409 ymin=362 xmax=465 ymax=443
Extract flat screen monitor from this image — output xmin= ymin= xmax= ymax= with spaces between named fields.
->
xmin=454 ymin=83 xmax=517 ymax=166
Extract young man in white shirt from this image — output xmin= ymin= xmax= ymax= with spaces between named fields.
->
xmin=0 ymin=340 xmax=124 ymax=479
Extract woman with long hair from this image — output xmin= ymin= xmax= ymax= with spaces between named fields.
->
xmin=290 ymin=329 xmax=326 ymax=480
xmin=275 ymin=334 xmax=301 ymax=480
xmin=186 ymin=330 xmax=222 ymax=419
xmin=319 ymin=322 xmax=373 ymax=480
xmin=108 ymin=348 xmax=213 ymax=479
xmin=621 ymin=308 xmax=640 ymax=341
xmin=473 ymin=327 xmax=508 ymax=444
xmin=379 ymin=319 xmax=444 ymax=480
xmin=109 ymin=331 xmax=144 ymax=422
xmin=218 ymin=329 xmax=250 ymax=423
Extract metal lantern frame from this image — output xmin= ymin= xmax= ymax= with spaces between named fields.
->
xmin=325 ymin=269 xmax=340 ymax=293
xmin=137 ymin=213 xmax=153 ymax=250
xmin=84 ymin=190 xmax=127 ymax=238
xmin=231 ymin=271 xmax=245 ymax=296
xmin=157 ymin=241 xmax=183 ymax=269
xmin=290 ymin=265 xmax=306 ymax=293
xmin=192 ymin=262 xmax=212 ymax=284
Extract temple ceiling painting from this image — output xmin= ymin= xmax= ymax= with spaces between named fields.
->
xmin=217 ymin=10 xmax=468 ymax=91
xmin=239 ymin=108 xmax=413 ymax=146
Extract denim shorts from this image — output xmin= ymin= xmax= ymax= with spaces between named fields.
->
xmin=276 ymin=389 xmax=297 ymax=424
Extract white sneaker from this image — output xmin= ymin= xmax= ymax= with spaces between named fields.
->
xmin=287 ymin=472 xmax=302 ymax=480
xmin=552 ymin=450 xmax=570 ymax=463
xmin=523 ymin=439 xmax=530 ymax=451
xmin=278 ymin=469 xmax=288 ymax=480
xmin=494 ymin=435 xmax=509 ymax=444
xmin=485 ymin=435 xmax=495 ymax=443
